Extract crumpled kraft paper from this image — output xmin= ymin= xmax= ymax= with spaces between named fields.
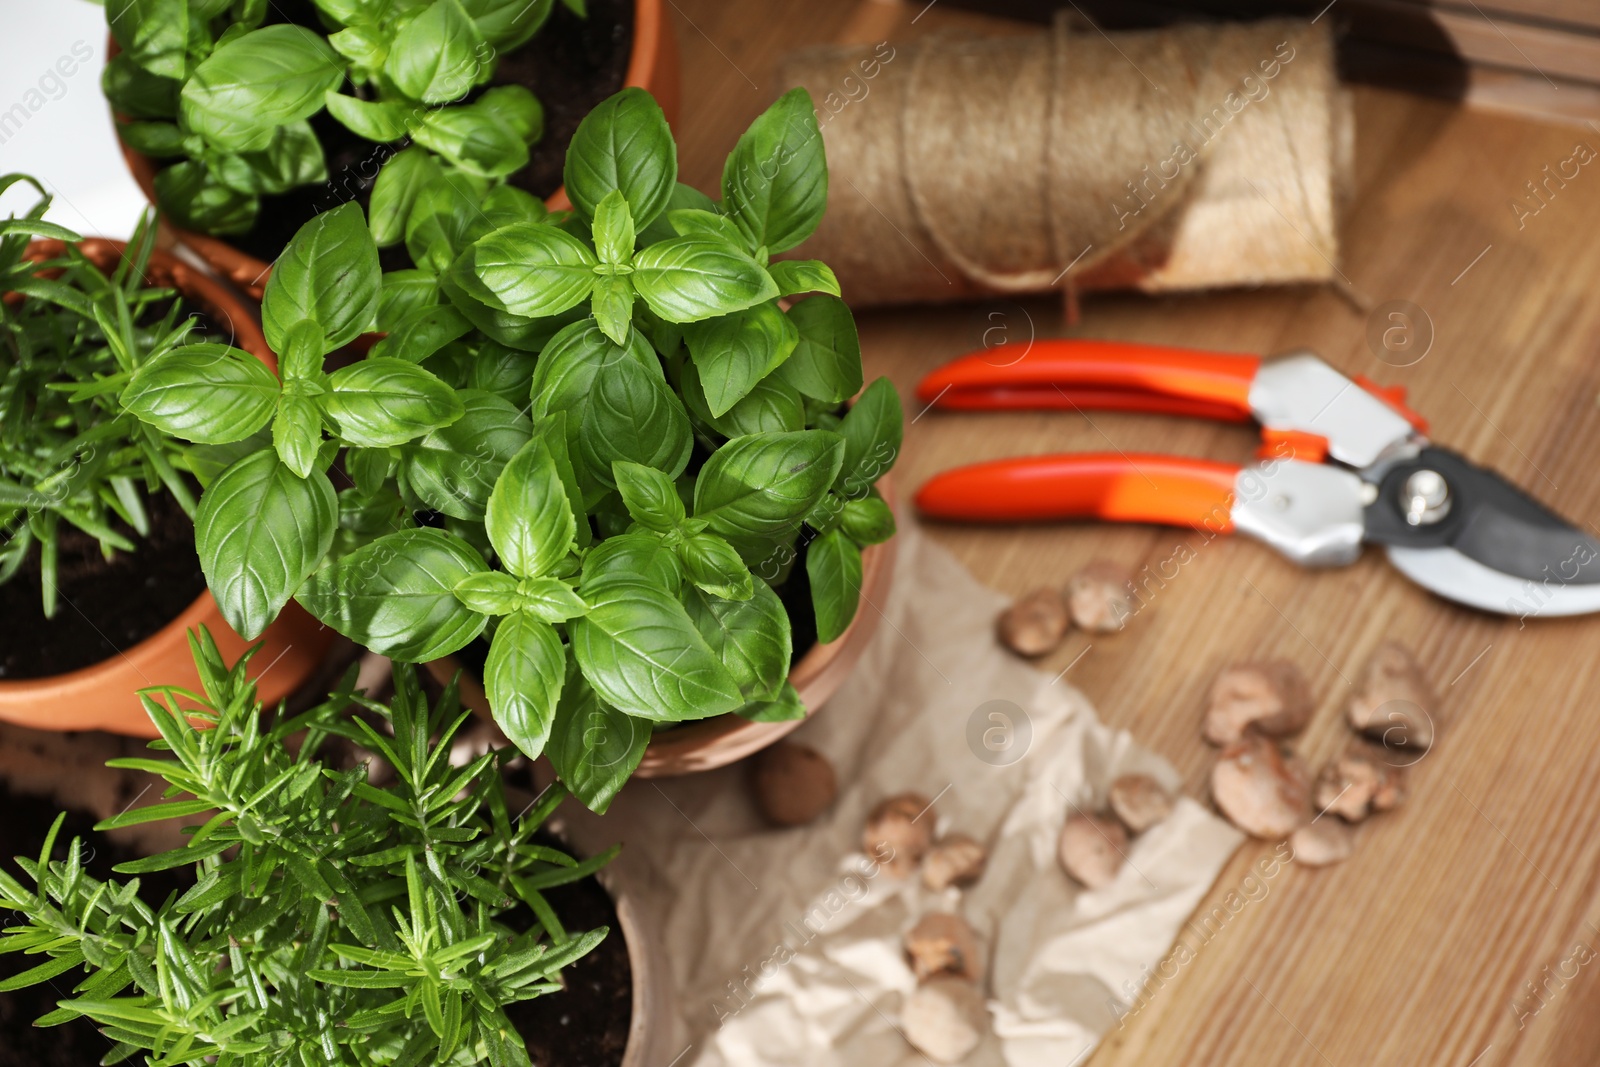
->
xmin=556 ymin=524 xmax=1244 ymax=1065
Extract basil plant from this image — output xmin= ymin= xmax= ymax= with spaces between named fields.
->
xmin=123 ymin=87 xmax=901 ymax=813
xmin=105 ymin=0 xmax=575 ymax=237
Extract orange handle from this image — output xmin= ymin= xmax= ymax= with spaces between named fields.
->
xmin=915 ymin=453 xmax=1240 ymax=529
xmin=916 ymin=340 xmax=1261 ymax=421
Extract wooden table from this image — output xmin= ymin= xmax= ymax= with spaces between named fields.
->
xmin=668 ymin=1 xmax=1600 ymax=1063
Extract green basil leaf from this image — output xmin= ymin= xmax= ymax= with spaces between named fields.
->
xmin=370 ymin=148 xmax=444 ymax=248
xmin=460 ymin=0 xmax=553 ymax=49
xmin=196 ymin=449 xmax=337 ymax=639
xmin=668 ymin=208 xmax=745 ymax=246
xmin=580 ymin=532 xmax=681 ymax=592
xmin=454 ymin=572 xmax=521 ymax=614
xmin=840 ymin=494 xmax=896 ymax=545
xmin=563 ymin=87 xmax=676 ymax=228
xmin=722 ymin=87 xmax=827 ymax=254
xmin=121 ymin=343 xmax=278 ymax=445
xmin=385 ymin=0 xmax=489 ymax=104
xmin=323 ymin=358 xmax=464 ymax=446
xmin=297 ymin=528 xmax=489 ymax=661
xmin=453 ymin=570 xmax=521 ymax=615
xmin=378 ymin=269 xmax=440 ymax=330
xmin=570 ymin=576 xmax=742 ymax=722
xmin=683 ymin=300 xmax=798 ymax=417
xmin=476 ymin=84 xmax=544 ymax=143
xmin=578 ymin=356 xmax=692 ymax=489
xmin=546 ymin=670 xmax=648 ymax=814
xmin=324 ymin=91 xmax=413 ymax=142
xmin=118 ymin=121 xmax=186 ymax=158
xmin=486 ymin=436 xmax=575 ymax=579
xmin=736 ymin=681 xmax=805 ymax=723
xmin=611 ymin=461 xmax=685 ymax=534
xmin=412 ymin=100 xmax=530 ymax=180
xmin=220 ymin=121 xmax=328 ymax=196
xmin=405 ymin=173 xmax=490 ymax=276
xmin=692 ymin=430 xmax=844 ymax=549
xmin=679 ymin=533 xmax=755 ymax=602
xmin=334 ymin=486 xmax=408 ymax=554
xmin=180 ymin=25 xmax=343 ymax=153
xmin=531 ymin=322 xmax=653 ymax=495
xmin=439 ymin=271 xmax=576 ymax=352
xmin=486 ymin=611 xmax=566 ymax=759
xmin=346 ymin=447 xmax=397 ymax=498
xmin=636 ymin=182 xmax=715 ymax=247
xmin=262 ymin=201 xmax=380 ymax=352
xmin=103 ymin=53 xmax=180 ymax=119
xmin=480 ymin=183 xmax=548 ymax=229
xmin=518 ymin=577 xmax=588 ymax=623
xmin=837 ymin=376 xmax=902 ymax=497
xmin=273 ymin=390 xmax=324 ymax=479
xmin=184 ymin=428 xmax=273 ymax=488
xmin=370 ymin=304 xmax=472 ymax=363
xmin=806 ymin=528 xmax=861 ymax=644
xmin=775 ymin=295 xmax=862 ymax=404
xmin=399 ymin=390 xmax=531 ymax=520
xmin=590 ymin=275 xmax=635 ymax=346
xmin=769 ymin=260 xmax=840 ymax=298
xmin=632 ymin=237 xmax=777 ymax=324
xmin=328 ymin=25 xmax=388 ymax=73
xmin=108 ymin=0 xmax=190 ymax=80
xmin=683 ymin=580 xmax=789 ymax=699
xmin=153 ymin=160 xmax=257 ymax=235
xmin=592 ymin=190 xmax=636 ymax=266
xmin=468 ymin=340 xmax=539 ymax=404
xmin=709 ymin=375 xmax=805 ymax=438
xmin=463 ymin=223 xmax=598 ymax=318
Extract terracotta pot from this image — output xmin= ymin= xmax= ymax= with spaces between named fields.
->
xmin=0 ymin=239 xmax=336 ymax=736
xmin=112 ymin=0 xmax=681 ymax=299
xmin=429 ymin=479 xmax=900 ymax=777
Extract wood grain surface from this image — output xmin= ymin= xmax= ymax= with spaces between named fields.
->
xmin=665 ymin=1 xmax=1600 ymax=1063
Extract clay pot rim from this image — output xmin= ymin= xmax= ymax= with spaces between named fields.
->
xmin=0 ymin=239 xmax=273 ymax=697
xmin=111 ymin=0 xmax=673 ymax=298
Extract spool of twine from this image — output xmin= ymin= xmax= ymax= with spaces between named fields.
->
xmin=782 ymin=17 xmax=1352 ymax=308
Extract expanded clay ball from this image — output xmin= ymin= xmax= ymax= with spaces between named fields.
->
xmin=1057 ymin=812 xmax=1127 ymax=889
xmin=901 ymin=976 xmax=987 ymax=1064
xmin=1290 ymin=819 xmax=1354 ymax=867
xmin=1202 ymin=660 xmax=1313 ymax=746
xmin=864 ymin=792 xmax=934 ymax=877
xmin=1348 ymin=641 xmax=1436 ymax=752
xmin=997 ymin=586 xmax=1069 ymax=656
xmin=905 ymin=912 xmax=984 ymax=982
xmin=1108 ymin=773 xmax=1176 ymax=834
xmin=1313 ymin=743 xmax=1406 ymax=823
xmin=749 ymin=741 xmax=837 ymax=827
xmin=922 ymin=833 xmax=988 ymax=891
xmin=1211 ymin=732 xmax=1310 ymax=839
xmin=1065 ymin=561 xmax=1136 ymax=632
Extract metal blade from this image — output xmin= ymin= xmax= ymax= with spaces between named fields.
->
xmin=1386 ymin=545 xmax=1600 ymax=618
xmin=1362 ymin=447 xmax=1600 ymax=616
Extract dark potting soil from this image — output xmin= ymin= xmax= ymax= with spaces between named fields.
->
xmin=0 ymin=491 xmax=206 ymax=680
xmin=0 ymin=784 xmax=191 ymax=1067
xmin=503 ymin=865 xmax=634 ymax=1067
xmin=217 ymin=0 xmax=635 ymax=266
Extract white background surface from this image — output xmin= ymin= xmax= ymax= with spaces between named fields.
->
xmin=0 ymin=0 xmax=148 ymax=237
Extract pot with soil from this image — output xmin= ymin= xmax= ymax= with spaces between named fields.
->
xmin=117 ymin=85 xmax=903 ymax=817
xmin=105 ymin=0 xmax=680 ymax=298
xmin=0 ymin=186 xmax=332 ymax=735
xmin=0 ymin=636 xmax=669 ymax=1066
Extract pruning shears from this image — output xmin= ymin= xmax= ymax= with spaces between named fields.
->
xmin=913 ymin=339 xmax=1600 ymax=617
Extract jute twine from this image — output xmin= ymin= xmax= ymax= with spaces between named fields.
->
xmin=782 ymin=18 xmax=1352 ymax=308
